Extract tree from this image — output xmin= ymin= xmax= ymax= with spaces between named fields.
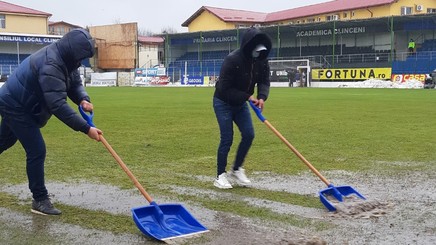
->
xmin=138 ymin=28 xmax=155 ymax=36
xmin=160 ymin=26 xmax=177 ymax=34
xmin=112 ymin=18 xmax=122 ymax=24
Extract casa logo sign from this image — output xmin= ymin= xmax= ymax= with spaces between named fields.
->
xmin=391 ymin=74 xmax=426 ymax=83
xmin=312 ymin=68 xmax=392 ymax=81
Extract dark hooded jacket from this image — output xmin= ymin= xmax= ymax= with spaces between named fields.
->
xmin=0 ymin=29 xmax=95 ymax=133
xmin=214 ymin=27 xmax=272 ymax=106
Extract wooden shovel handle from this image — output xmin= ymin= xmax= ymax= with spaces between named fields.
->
xmin=263 ymin=120 xmax=331 ymax=187
xmin=99 ymin=135 xmax=154 ymax=203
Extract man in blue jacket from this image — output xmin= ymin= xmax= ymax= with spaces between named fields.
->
xmin=0 ymin=29 xmax=102 ymax=215
xmin=212 ymin=27 xmax=272 ymax=189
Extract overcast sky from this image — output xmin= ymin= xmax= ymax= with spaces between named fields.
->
xmin=11 ymin=0 xmax=330 ymax=33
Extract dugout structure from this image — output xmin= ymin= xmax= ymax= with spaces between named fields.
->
xmin=269 ymin=59 xmax=311 ymax=87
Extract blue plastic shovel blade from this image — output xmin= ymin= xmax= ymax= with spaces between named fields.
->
xmin=319 ymin=185 xmax=366 ymax=211
xmin=132 ymin=203 xmax=208 ymax=241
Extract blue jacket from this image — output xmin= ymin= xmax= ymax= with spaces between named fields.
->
xmin=214 ymin=27 xmax=272 ymax=106
xmin=0 ymin=29 xmax=94 ymax=133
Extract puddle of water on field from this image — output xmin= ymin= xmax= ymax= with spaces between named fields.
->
xmin=0 ymin=207 xmax=153 ymax=245
xmin=313 ymin=169 xmax=436 ymax=245
xmin=196 ymin=212 xmax=327 ymax=245
xmin=0 ymin=181 xmax=328 ymax=245
xmin=0 ymin=181 xmax=218 ymax=232
xmin=194 ymin=171 xmax=321 ymax=196
xmin=1 ymin=182 xmax=146 ymax=215
xmin=0 ymin=181 xmax=214 ymax=216
xmin=1 ymin=166 xmax=435 ymax=245
xmin=167 ymin=184 xmax=324 ymax=219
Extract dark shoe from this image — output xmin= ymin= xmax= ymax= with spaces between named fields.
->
xmin=31 ymin=198 xmax=62 ymax=215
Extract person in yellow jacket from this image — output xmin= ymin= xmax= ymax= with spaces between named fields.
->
xmin=408 ymin=39 xmax=416 ymax=54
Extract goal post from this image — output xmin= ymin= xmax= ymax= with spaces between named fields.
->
xmin=268 ymin=59 xmax=311 ymax=87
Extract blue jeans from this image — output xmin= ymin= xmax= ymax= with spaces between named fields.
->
xmin=0 ymin=114 xmax=48 ymax=201
xmin=213 ymin=97 xmax=254 ymax=177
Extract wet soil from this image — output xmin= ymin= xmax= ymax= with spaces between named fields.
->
xmin=0 ymin=166 xmax=435 ymax=244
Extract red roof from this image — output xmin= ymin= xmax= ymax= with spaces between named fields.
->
xmin=0 ymin=1 xmax=51 ymax=16
xmin=49 ymin=21 xmax=82 ymax=28
xmin=183 ymin=0 xmax=396 ymax=27
xmin=138 ymin=36 xmax=164 ymax=44
xmin=182 ymin=6 xmax=267 ymax=27
xmin=266 ymin=0 xmax=395 ymax=22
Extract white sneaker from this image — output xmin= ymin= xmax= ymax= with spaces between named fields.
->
xmin=228 ymin=168 xmax=251 ymax=186
xmin=214 ymin=173 xmax=233 ymax=189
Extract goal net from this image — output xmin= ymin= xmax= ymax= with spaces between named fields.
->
xmin=268 ymin=59 xmax=311 ymax=87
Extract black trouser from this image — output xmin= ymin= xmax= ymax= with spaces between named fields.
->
xmin=0 ymin=115 xmax=48 ymax=201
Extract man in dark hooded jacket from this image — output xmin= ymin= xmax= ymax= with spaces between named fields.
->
xmin=0 ymin=29 xmax=102 ymax=215
xmin=213 ymin=27 xmax=272 ymax=189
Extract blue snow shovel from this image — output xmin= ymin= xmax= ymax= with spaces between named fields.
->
xmin=79 ymin=106 xmax=209 ymax=241
xmin=248 ymin=101 xmax=365 ymax=211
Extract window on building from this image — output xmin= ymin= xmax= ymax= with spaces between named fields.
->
xmin=343 ymin=12 xmax=348 ymax=18
xmin=401 ymin=6 xmax=412 ymax=15
xmin=158 ymin=51 xmax=163 ymax=63
xmin=428 ymin=8 xmax=436 ymax=13
xmin=352 ymin=11 xmax=355 ymax=17
xmin=307 ymin=18 xmax=315 ymax=23
xmin=326 ymin=15 xmax=339 ymax=21
xmin=236 ymin=24 xmax=249 ymax=29
xmin=0 ymin=15 xmax=5 ymax=29
xmin=55 ymin=26 xmax=66 ymax=35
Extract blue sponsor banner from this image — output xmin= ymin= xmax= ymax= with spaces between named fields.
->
xmin=171 ymin=38 xmax=193 ymax=45
xmin=182 ymin=76 xmax=203 ymax=85
xmin=135 ymin=67 xmax=166 ymax=77
xmin=0 ymin=34 xmax=61 ymax=44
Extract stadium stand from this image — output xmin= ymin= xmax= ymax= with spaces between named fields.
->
xmin=392 ymin=38 xmax=436 ymax=74
xmin=0 ymin=54 xmax=31 ymax=76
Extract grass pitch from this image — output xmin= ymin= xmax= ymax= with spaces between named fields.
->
xmin=0 ymin=87 xmax=435 ymax=234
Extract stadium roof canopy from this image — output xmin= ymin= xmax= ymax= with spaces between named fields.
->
xmin=0 ymin=0 xmax=51 ymax=17
xmin=182 ymin=0 xmax=396 ymax=26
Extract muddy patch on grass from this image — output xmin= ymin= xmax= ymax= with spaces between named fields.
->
xmin=193 ymin=168 xmax=435 ymax=244
xmin=326 ymin=196 xmax=393 ymax=218
xmin=312 ymin=170 xmax=436 ymax=244
xmin=1 ymin=166 xmax=435 ymax=244
xmin=1 ymin=181 xmax=328 ymax=244
xmin=195 ymin=212 xmax=326 ymax=245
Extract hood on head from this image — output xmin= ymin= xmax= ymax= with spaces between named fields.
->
xmin=56 ymin=29 xmax=95 ymax=71
xmin=240 ymin=27 xmax=272 ymax=60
